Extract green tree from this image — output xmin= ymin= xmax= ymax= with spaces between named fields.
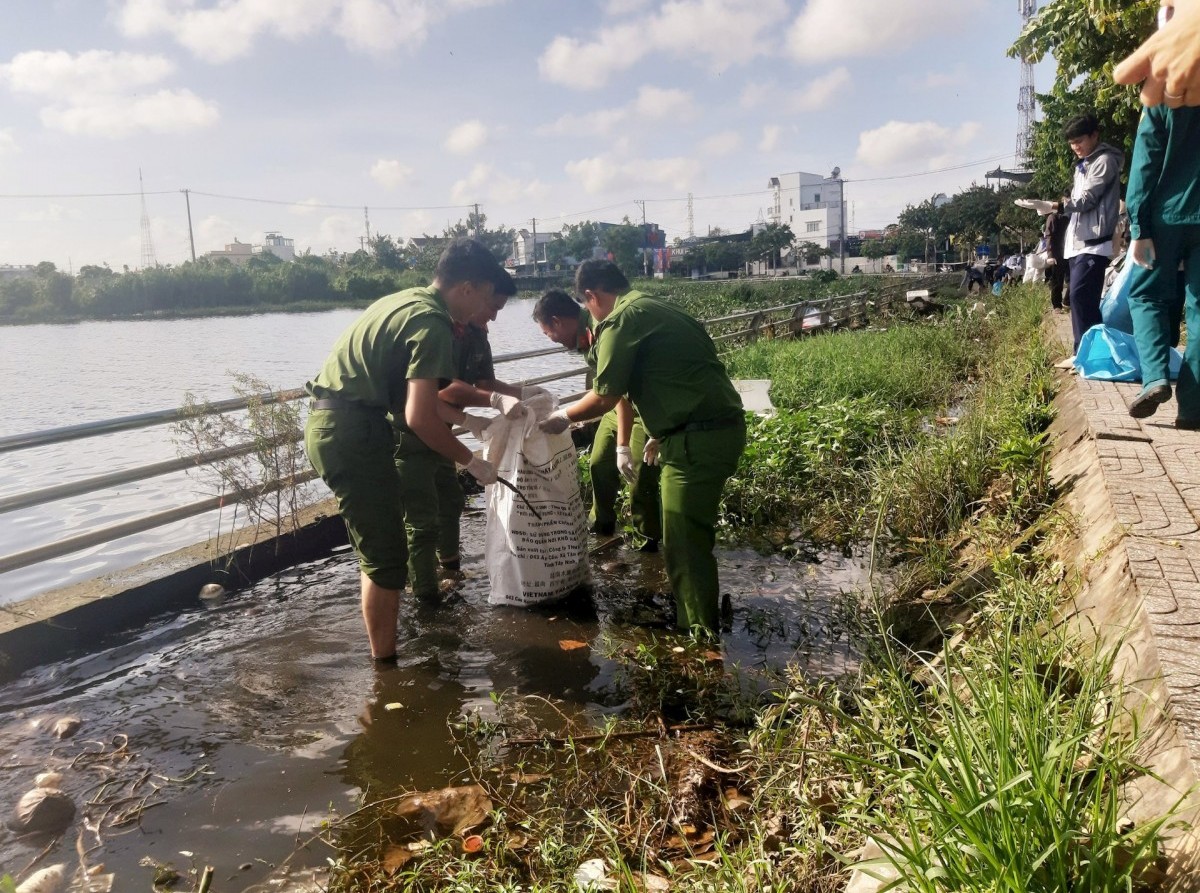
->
xmin=1010 ymin=0 xmax=1155 ymax=197
xmin=898 ymin=198 xmax=946 ymax=264
xmin=547 ymin=220 xmax=601 ymax=266
xmin=749 ymin=223 xmax=795 ymax=271
xmin=796 ymin=240 xmax=824 ymax=266
xmin=862 ymin=239 xmax=888 ymax=272
xmin=444 ymin=212 xmax=514 ymax=265
xmin=602 ymin=218 xmax=643 ymax=277
xmin=369 ymin=234 xmax=407 ymax=271
xmin=700 ymin=240 xmax=748 ymax=273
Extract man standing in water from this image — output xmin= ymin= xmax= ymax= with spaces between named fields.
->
xmin=305 ymin=239 xmax=503 ymax=661
xmin=532 ymin=288 xmax=661 ymax=551
xmin=539 ymin=261 xmax=745 ymax=636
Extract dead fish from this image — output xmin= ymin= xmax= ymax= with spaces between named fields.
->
xmin=9 ymin=788 xmax=75 ymax=835
xmin=199 ymin=583 xmax=226 ymax=600
xmin=15 ymin=864 xmax=66 ymax=893
xmin=51 ymin=717 xmax=80 ymax=740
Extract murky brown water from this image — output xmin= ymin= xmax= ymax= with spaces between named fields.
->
xmin=0 ymin=507 xmax=863 ymax=891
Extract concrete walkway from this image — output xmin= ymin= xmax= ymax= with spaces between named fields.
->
xmin=1063 ymin=314 xmax=1200 ymax=763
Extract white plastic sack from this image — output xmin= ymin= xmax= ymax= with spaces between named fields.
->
xmin=481 ymin=399 xmax=589 ymax=606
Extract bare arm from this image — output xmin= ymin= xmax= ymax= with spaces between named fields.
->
xmin=564 ymin=390 xmax=621 ymax=424
xmin=407 ymin=378 xmax=473 ymax=466
xmin=615 ymin=398 xmax=634 ymax=448
xmin=439 ymin=377 xmax=522 ymax=408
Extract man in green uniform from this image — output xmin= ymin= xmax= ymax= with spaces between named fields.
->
xmin=539 ymin=262 xmax=745 ymax=635
xmin=394 ymin=273 xmax=536 ymax=601
xmin=532 ymin=289 xmax=661 ymax=549
xmin=304 ymin=239 xmax=503 ymax=661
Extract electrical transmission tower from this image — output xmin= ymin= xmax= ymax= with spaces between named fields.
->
xmin=1016 ymin=0 xmax=1038 ymax=167
xmin=139 ymin=169 xmax=157 ymax=269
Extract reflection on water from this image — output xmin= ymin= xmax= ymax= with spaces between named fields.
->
xmin=0 ymin=300 xmax=585 ymax=603
xmin=0 ymin=509 xmax=862 ymax=890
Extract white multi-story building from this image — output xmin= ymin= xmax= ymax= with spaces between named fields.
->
xmin=512 ymin=229 xmax=558 ymax=268
xmin=203 ymin=232 xmax=295 ymax=265
xmin=767 ymin=171 xmax=845 ymax=252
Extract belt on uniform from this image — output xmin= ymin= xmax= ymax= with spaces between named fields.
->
xmin=309 ymin=395 xmax=370 ymax=412
xmin=658 ymin=413 xmax=744 ymax=439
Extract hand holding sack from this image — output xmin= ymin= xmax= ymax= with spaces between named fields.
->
xmin=539 ymin=408 xmax=571 ymax=435
xmin=462 ymin=413 xmax=492 ymax=440
xmin=521 ymin=385 xmax=551 ymax=399
xmin=642 ymin=437 xmax=660 ymax=467
xmin=1130 ymin=238 xmax=1157 ymax=270
xmin=466 ymin=456 xmax=497 ymax=485
xmin=616 ymin=445 xmax=636 ymax=482
xmin=490 ymin=392 xmax=525 ymax=419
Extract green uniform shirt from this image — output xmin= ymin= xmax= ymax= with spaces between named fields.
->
xmin=1127 ymin=104 xmax=1200 ymax=241
xmin=307 ymin=286 xmax=455 ymax=413
xmin=454 ymin=322 xmax=495 ymax=384
xmin=592 ymin=290 xmax=741 ymax=437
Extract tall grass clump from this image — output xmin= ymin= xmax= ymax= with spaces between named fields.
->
xmin=868 ymin=285 xmax=1058 ymax=552
xmin=744 ymin=551 xmax=1178 ymax=893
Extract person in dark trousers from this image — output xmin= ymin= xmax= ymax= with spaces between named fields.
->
xmin=1043 ymin=201 xmax=1070 ymax=311
xmin=538 ymin=262 xmax=745 ymax=636
xmin=1018 ymin=113 xmax=1125 ymax=352
xmin=303 ymin=239 xmax=503 ymax=662
xmin=1125 ymin=96 xmax=1200 ymax=424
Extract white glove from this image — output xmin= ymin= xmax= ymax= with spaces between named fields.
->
xmin=465 ymin=456 xmax=497 ymax=486
xmin=616 ymin=446 xmax=636 ymax=482
xmin=1014 ymin=198 xmax=1056 ymax=216
xmin=539 ymin=408 xmax=571 ymax=435
xmin=642 ymin=437 xmax=660 ymax=467
xmin=521 ymin=385 xmax=551 ymax=400
xmin=462 ymin=413 xmax=491 ymax=439
xmin=1130 ymin=238 xmax=1156 ymax=270
xmin=490 ymin=391 xmax=525 ymax=418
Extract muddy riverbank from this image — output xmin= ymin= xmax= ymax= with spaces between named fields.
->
xmin=0 ymin=505 xmax=864 ymax=890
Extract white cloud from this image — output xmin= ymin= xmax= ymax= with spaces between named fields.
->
xmin=539 ymin=0 xmax=790 ymax=89
xmin=789 ymin=67 xmax=850 ymax=111
xmin=700 ymin=130 xmax=741 ymax=157
xmin=16 ymin=204 xmax=85 ymax=223
xmin=922 ymin=66 xmax=967 ymax=89
xmin=1 ymin=50 xmax=218 ymax=137
xmin=604 ymin=0 xmax=644 ymax=14
xmin=564 ymin=154 xmax=702 ymax=195
xmin=370 ymin=158 xmax=415 ymax=189
xmin=114 ymin=0 xmax=504 ymax=61
xmin=41 ymin=89 xmax=219 ymax=138
xmin=540 ymin=86 xmax=695 ymax=137
xmin=0 ymin=129 xmax=16 ymax=155
xmin=739 ymin=81 xmax=771 ymax=109
xmin=1 ymin=50 xmax=173 ymax=97
xmin=288 ymin=198 xmax=326 ymax=216
xmin=787 ymin=0 xmax=982 ymax=63
xmin=855 ymin=119 xmax=981 ymax=169
xmin=444 ymin=120 xmax=488 ymax=156
xmin=450 ymin=163 xmax=546 ymax=205
xmin=759 ymin=125 xmax=781 ymax=153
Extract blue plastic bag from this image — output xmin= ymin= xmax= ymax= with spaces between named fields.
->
xmin=1075 ymin=324 xmax=1184 ymax=381
xmin=991 ymin=280 xmax=1003 ymax=296
xmin=1099 ymin=256 xmax=1134 ymax=334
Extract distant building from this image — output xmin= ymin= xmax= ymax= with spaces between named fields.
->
xmin=203 ymin=232 xmax=295 ymax=265
xmin=512 ymin=228 xmax=559 ymax=268
xmin=0 ymin=264 xmax=37 ymax=282
xmin=767 ymin=171 xmax=845 ymax=253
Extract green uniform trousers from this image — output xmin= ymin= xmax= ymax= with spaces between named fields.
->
xmin=589 ymin=409 xmax=662 ymax=543
xmin=305 ymin=409 xmax=408 ymax=590
xmin=658 ymin=422 xmax=746 ymax=634
xmin=1129 ymin=223 xmax=1200 ymax=420
xmin=394 ymin=431 xmax=466 ymax=601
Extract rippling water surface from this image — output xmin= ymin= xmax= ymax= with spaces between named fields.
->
xmin=0 ymin=514 xmax=862 ymax=890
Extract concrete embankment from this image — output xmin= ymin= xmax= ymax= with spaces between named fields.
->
xmin=0 ymin=498 xmax=347 ymax=683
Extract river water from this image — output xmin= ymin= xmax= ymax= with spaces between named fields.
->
xmin=0 ymin=299 xmax=585 ymax=604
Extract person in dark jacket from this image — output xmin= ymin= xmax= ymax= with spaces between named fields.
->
xmin=1042 ymin=200 xmax=1070 ymax=311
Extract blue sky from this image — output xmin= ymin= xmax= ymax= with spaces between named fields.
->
xmin=0 ymin=0 xmax=1053 ymax=271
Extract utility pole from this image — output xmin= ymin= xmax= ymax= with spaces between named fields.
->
xmin=530 ymin=218 xmax=537 ymax=275
xmin=687 ymin=192 xmax=694 ymax=240
xmin=635 ymin=199 xmax=648 ymax=277
xmin=473 ymin=203 xmax=480 ymax=238
xmin=363 ymin=206 xmax=371 ymax=247
xmin=181 ymin=188 xmax=196 ymax=262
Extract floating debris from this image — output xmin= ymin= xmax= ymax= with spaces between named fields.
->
xmin=198 ymin=583 xmax=226 ymax=600
xmin=8 ymin=787 xmax=75 ymax=835
xmin=14 ymin=863 xmax=66 ymax=893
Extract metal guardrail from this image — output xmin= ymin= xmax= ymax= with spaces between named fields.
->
xmin=0 ymin=277 xmax=948 ymax=577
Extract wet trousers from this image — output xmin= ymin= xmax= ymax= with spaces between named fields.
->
xmin=394 ymin=431 xmax=465 ymax=601
xmin=589 ymin=409 xmax=662 ymax=543
xmin=658 ymin=422 xmax=746 ymax=634
xmin=1129 ymin=224 xmax=1200 ymax=421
